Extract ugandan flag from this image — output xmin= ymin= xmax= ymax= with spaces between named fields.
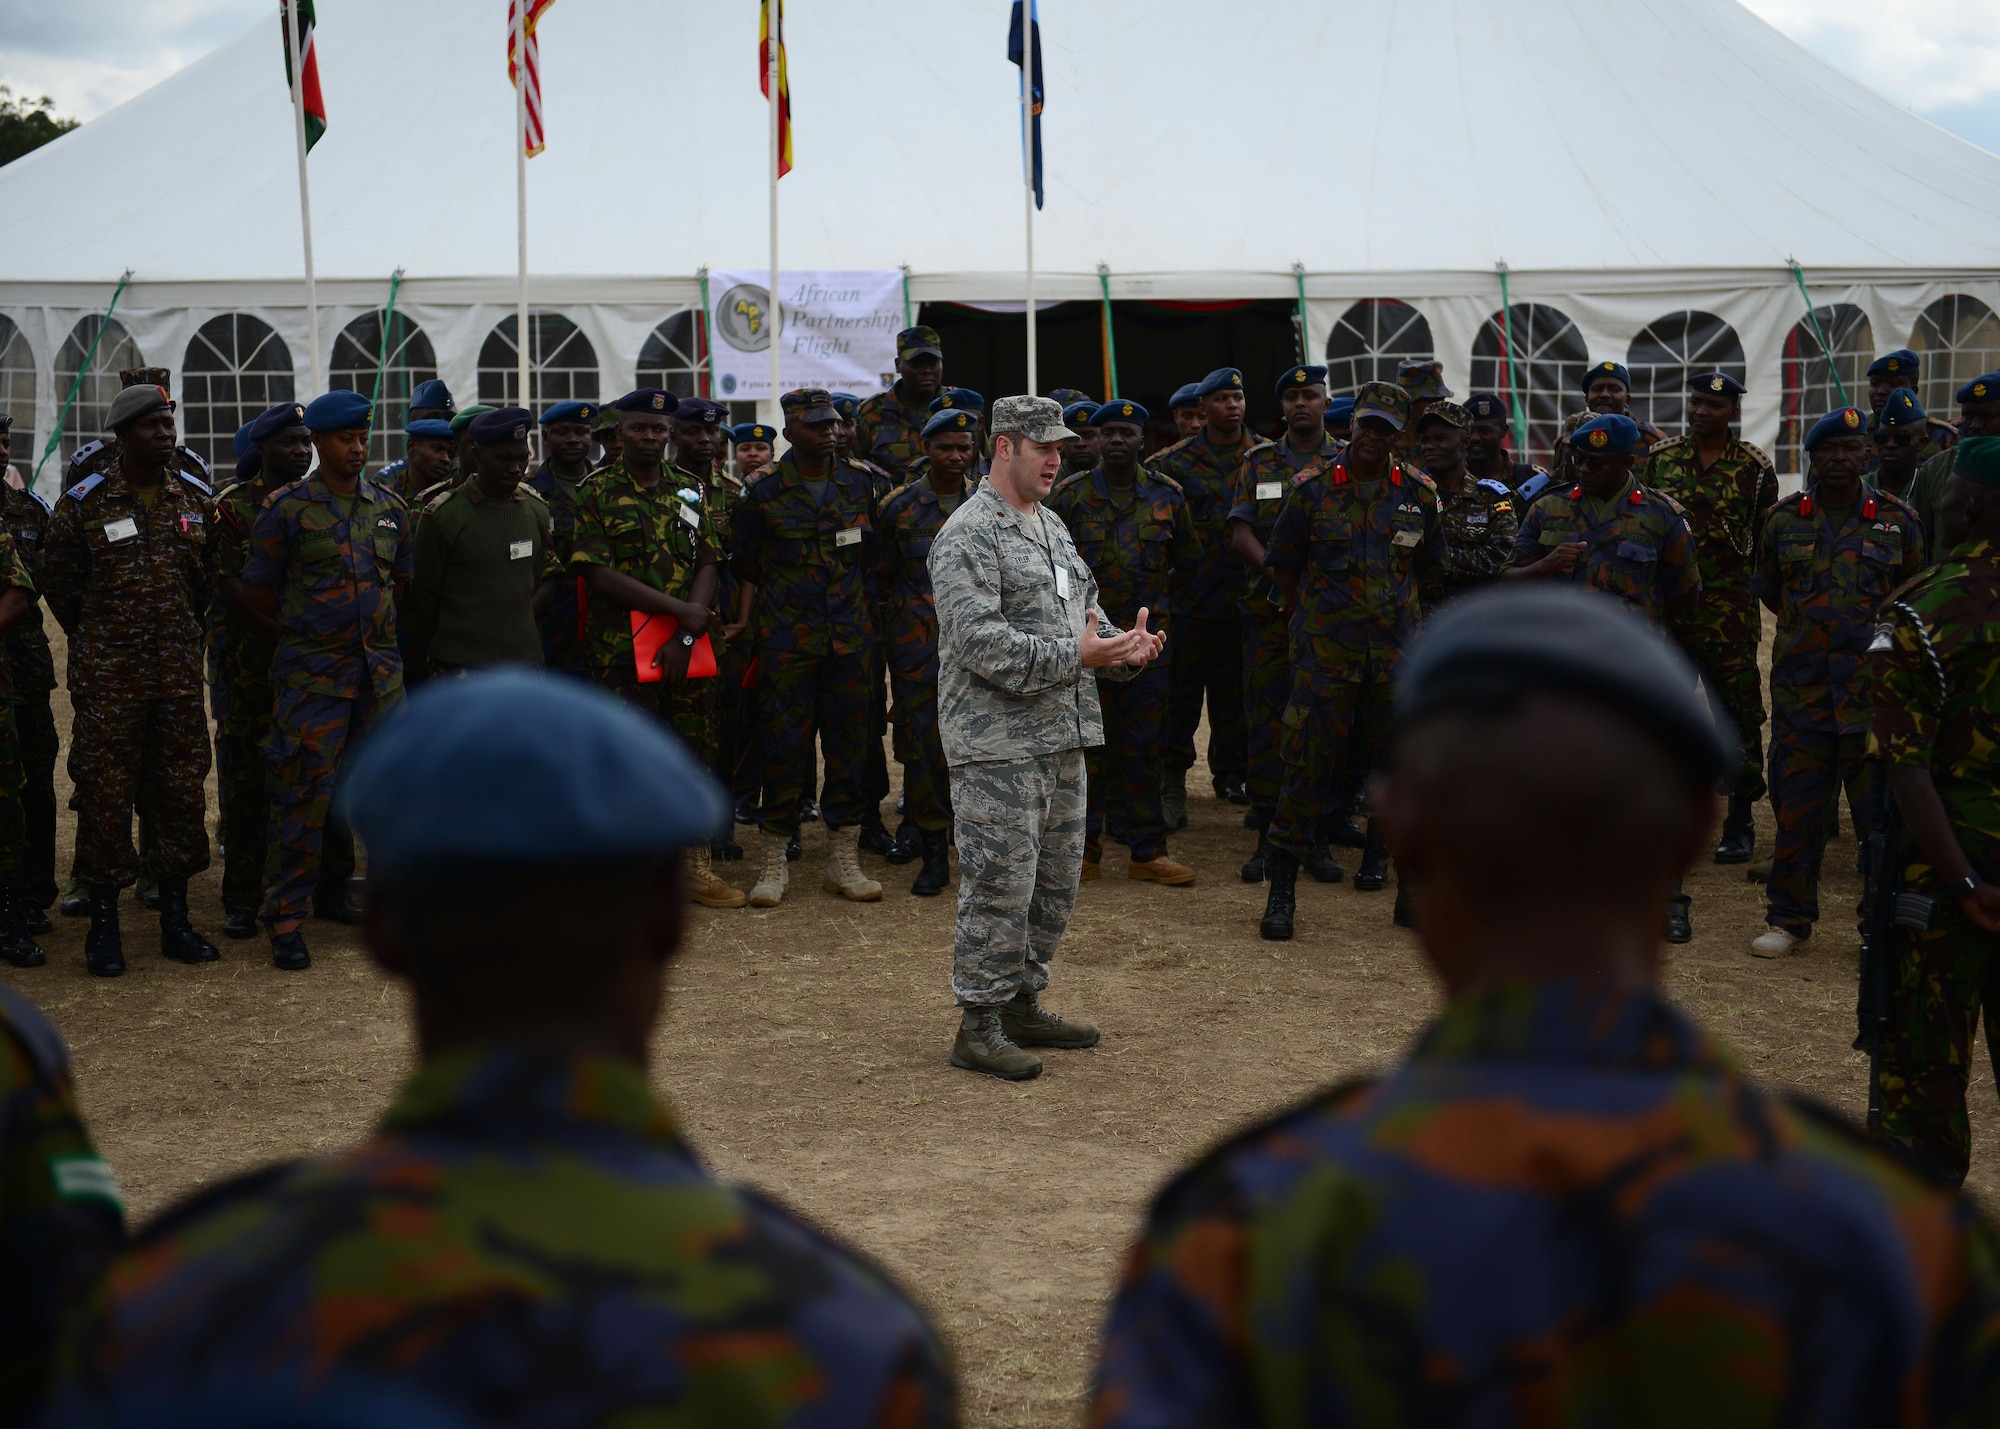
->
xmin=760 ymin=0 xmax=793 ymax=177
xmin=279 ymin=0 xmax=325 ymax=149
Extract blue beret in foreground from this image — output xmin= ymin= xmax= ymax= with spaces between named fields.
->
xmin=1874 ymin=389 xmax=1926 ymax=432
xmin=1194 ymin=367 xmax=1244 ymax=400
xmin=1571 ymin=412 xmax=1644 ymax=454
xmin=1464 ymin=393 xmax=1508 ymax=424
xmin=1061 ymin=401 xmax=1101 ymax=426
xmin=1090 ymin=399 xmax=1149 ymax=428
xmin=1954 ymin=435 xmax=2000 ymax=489
xmin=930 ymin=387 xmax=986 ymax=414
xmin=1397 ymin=584 xmax=1733 ymax=786
xmin=538 ymin=400 xmax=596 ymax=427
xmin=338 ymin=669 xmax=730 ymax=877
xmin=468 ymin=407 xmax=532 ymax=445
xmin=1804 ymin=407 xmax=1868 ymax=452
xmin=1957 ymin=371 xmax=2000 ymax=405
xmin=1869 ymin=349 xmax=1919 ymax=379
xmin=731 ymin=423 xmax=777 ymax=444
xmin=672 ymin=397 xmax=727 ymax=427
xmin=923 ymin=409 xmax=979 ymax=439
xmin=612 ymin=388 xmax=678 ymax=415
xmin=1689 ymin=371 xmax=1747 ymax=397
xmin=1169 ymin=383 xmax=1201 ymax=411
xmin=1581 ymin=360 xmax=1631 ymax=392
xmin=248 ymin=402 xmax=307 ymax=444
xmin=303 ymin=391 xmax=373 ymax=433
xmin=408 ymin=378 xmax=455 ymax=415
xmin=404 ymin=418 xmax=455 ymax=442
xmin=1275 ymin=364 xmax=1328 ymax=397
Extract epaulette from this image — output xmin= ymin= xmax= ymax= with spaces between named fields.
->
xmin=1649 ymin=433 xmax=1692 ymax=457
xmin=0 ymin=983 xmax=69 ymax=1088
xmin=1737 ymin=439 xmax=1776 ymax=474
xmin=178 ymin=448 xmax=211 ymax=478
xmin=1515 ymin=471 xmax=1557 ymax=505
xmin=19 ymin=487 xmax=51 ymax=517
xmin=1148 ymin=433 xmax=1199 ymax=466
xmin=422 ymin=485 xmax=459 ymax=516
xmin=1243 ymin=437 xmax=1277 ymax=459
xmin=62 ymin=473 xmax=106 ymax=504
xmin=879 ymin=479 xmax=918 ymax=513
xmin=174 ymin=468 xmax=212 ymax=498
xmin=1651 ymin=487 xmax=1690 ymax=518
xmin=1148 ymin=468 xmax=1185 ymax=495
xmin=1048 ymin=471 xmax=1086 ymax=500
xmin=746 ymin=467 xmax=787 ymax=501
xmin=413 ymin=480 xmax=454 ymax=510
xmin=1881 ymin=567 xmax=1942 ymax=608
xmin=1475 ymin=477 xmax=1513 ymax=498
xmin=133 ymin=1160 xmax=304 ymax=1245
xmin=262 ymin=477 xmax=308 ymax=510
xmin=518 ymin=483 xmax=549 ymax=507
xmin=68 ymin=439 xmax=106 ymax=472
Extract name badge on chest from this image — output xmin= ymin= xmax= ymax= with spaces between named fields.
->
xmin=103 ymin=517 xmax=138 ymax=544
xmin=1255 ymin=481 xmax=1283 ymax=501
xmin=1055 ymin=565 xmax=1071 ymax=599
xmin=1390 ymin=529 xmax=1420 ymax=548
xmin=509 ymin=539 xmax=533 ymax=560
xmin=679 ymin=503 xmax=701 ymax=530
xmin=834 ymin=527 xmax=862 ymax=548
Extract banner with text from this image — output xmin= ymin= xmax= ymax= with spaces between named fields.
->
xmin=708 ymin=269 xmax=903 ymax=399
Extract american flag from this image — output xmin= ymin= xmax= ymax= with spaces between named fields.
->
xmin=506 ymin=0 xmax=557 ymax=157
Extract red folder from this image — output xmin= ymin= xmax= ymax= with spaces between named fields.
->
xmin=630 ymin=612 xmax=718 ymax=683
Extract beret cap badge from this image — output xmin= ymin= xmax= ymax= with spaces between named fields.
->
xmin=1710 ymin=377 xmax=1725 ymax=392
xmin=1844 ymin=409 xmax=1861 ymax=429
xmin=1588 ymin=430 xmax=1610 ymax=449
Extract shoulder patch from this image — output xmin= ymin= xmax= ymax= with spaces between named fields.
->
xmin=63 ymin=473 xmax=106 ymax=504
xmin=174 ymin=469 xmax=212 ymax=498
xmin=1476 ymin=478 xmax=1513 ymax=497
xmin=1515 ymin=472 xmax=1555 ymax=505
xmin=1738 ymin=439 xmax=1776 ymax=473
xmin=1652 ymin=488 xmax=1691 ymax=518
xmin=179 ymin=448 xmax=211 ymax=478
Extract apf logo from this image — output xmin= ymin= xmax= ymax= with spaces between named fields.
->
xmin=716 ymin=284 xmax=778 ymax=353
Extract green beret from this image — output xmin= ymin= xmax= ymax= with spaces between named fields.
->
xmin=1954 ymin=436 xmax=2000 ymax=489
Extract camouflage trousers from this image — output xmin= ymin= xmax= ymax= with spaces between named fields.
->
xmin=70 ymin=693 xmax=211 ymax=888
xmin=1689 ymin=634 xmax=1767 ymax=800
xmin=540 ymin=573 xmax=589 ymax=675
xmin=1873 ymin=831 xmax=2000 ymax=1186
xmin=1166 ymin=615 xmax=1246 ymax=787
xmin=949 ymin=748 xmax=1085 ymax=1007
xmin=1764 ymin=721 xmax=1872 ymax=938
xmin=759 ymin=649 xmax=870 ymax=835
xmin=0 ymin=702 xmax=23 ymax=881
xmin=1268 ymin=676 xmax=1394 ymax=861
xmin=720 ymin=641 xmax=760 ymax=803
xmin=216 ymin=679 xmax=274 ymax=915
xmin=890 ymin=671 xmax=951 ymax=833
xmin=865 ymin=650 xmax=890 ymax=819
xmin=1239 ymin=607 xmax=1290 ymax=818
xmin=1086 ymin=656 xmax=1171 ymax=864
xmin=14 ymin=694 xmax=56 ymax=907
xmin=261 ymin=685 xmax=401 ymax=935
xmin=612 ymin=672 xmax=717 ymax=771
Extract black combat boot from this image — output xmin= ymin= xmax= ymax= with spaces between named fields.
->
xmin=221 ymin=909 xmax=258 ymax=940
xmin=1713 ymin=795 xmax=1755 ymax=864
xmin=884 ymin=818 xmax=921 ymax=866
xmin=858 ymin=814 xmax=897 ymax=858
xmin=911 ymin=831 xmax=951 ymax=897
xmin=1260 ymin=850 xmax=1298 ymax=941
xmin=710 ymin=833 xmax=744 ymax=862
xmin=1353 ymin=828 xmax=1391 ymax=892
xmin=271 ymin=929 xmax=311 ymax=971
xmin=1664 ymin=890 xmax=1693 ymax=945
xmin=1322 ymin=809 xmax=1368 ymax=849
xmin=1304 ymin=833 xmax=1344 ymax=884
xmin=158 ymin=877 xmax=220 ymax=964
xmin=20 ymin=902 xmax=51 ymax=937
xmin=1 ymin=887 xmax=45 ymax=968
xmin=1240 ymin=820 xmax=1270 ymax=884
xmin=1392 ymin=882 xmax=1416 ymax=929
xmin=84 ymin=884 xmax=123 ymax=978
xmin=785 ymin=833 xmax=802 ymax=862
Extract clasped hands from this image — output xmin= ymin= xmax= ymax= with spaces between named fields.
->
xmin=1080 ymin=607 xmax=1166 ymax=669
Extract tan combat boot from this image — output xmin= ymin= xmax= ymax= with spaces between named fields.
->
xmin=1128 ymin=855 xmax=1196 ymax=886
xmin=950 ymin=1005 xmax=1043 ymax=1080
xmin=1000 ymin=989 xmax=1101 ymax=1049
xmin=687 ymin=845 xmax=746 ymax=909
xmin=748 ymin=832 xmax=789 ymax=907
xmin=822 ymin=826 xmax=883 ymax=901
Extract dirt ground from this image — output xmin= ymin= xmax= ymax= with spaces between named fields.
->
xmin=11 ymin=661 xmax=1999 ymax=1428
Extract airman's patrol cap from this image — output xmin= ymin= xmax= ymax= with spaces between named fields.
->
xmin=1169 ymin=383 xmax=1201 ymax=411
xmin=1089 ymin=399 xmax=1149 ymax=428
xmin=404 ymin=419 xmax=455 ymax=442
xmin=780 ymin=388 xmax=838 ymax=423
xmin=1581 ymin=360 xmax=1631 ymax=392
xmin=922 ymin=409 xmax=979 ymax=440
xmin=1194 ymin=368 xmax=1244 ymax=400
xmin=1276 ymin=365 xmax=1328 ymax=398
xmin=1571 ymin=412 xmax=1644 ymax=454
xmin=1464 ymin=394 xmax=1509 ymax=424
xmin=1396 ymin=360 xmax=1451 ymax=401
xmin=1416 ymin=399 xmax=1471 ymax=431
xmin=1048 ymin=388 xmax=1094 ymax=408
xmin=449 ymin=405 xmax=496 ymax=436
xmin=1873 ymin=389 xmax=1926 ymax=432
xmin=611 ymin=388 xmax=678 ymax=416
xmin=1326 ymin=396 xmax=1357 ymax=427
xmin=468 ymin=407 xmax=532 ymax=445
xmin=1396 ymin=585 xmax=1734 ymax=788
xmin=105 ymin=383 xmax=174 ymax=431
xmin=1803 ymin=407 xmax=1868 ymax=452
xmin=731 ymin=423 xmax=777 ymax=444
xmin=1953 ymin=435 xmax=2000 ymax=489
xmin=930 ymin=387 xmax=986 ymax=414
xmin=337 ymin=670 xmax=730 ymax=881
xmin=1689 ymin=371 xmax=1747 ymax=397
xmin=303 ymin=391 xmax=372 ymax=433
xmin=1351 ymin=381 xmax=1410 ymax=431
xmin=897 ymin=326 xmax=943 ymax=359
xmin=672 ymin=397 xmax=727 ymax=427
xmin=1957 ymin=371 xmax=2000 ymax=405
xmin=1868 ymin=350 xmax=1919 ymax=379
xmin=829 ymin=392 xmax=862 ymax=420
xmin=408 ymin=379 xmax=455 ymax=416
xmin=247 ymin=401 xmax=308 ymax=443
xmin=989 ymin=394 xmax=1076 ymax=444
xmin=539 ymin=401 xmax=596 ymax=427
xmin=1062 ymin=401 xmax=1101 ymax=427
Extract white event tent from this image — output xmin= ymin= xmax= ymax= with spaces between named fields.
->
xmin=1 ymin=0 xmax=1998 ymax=492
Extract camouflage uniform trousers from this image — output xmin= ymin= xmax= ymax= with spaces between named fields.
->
xmin=1764 ymin=720 xmax=1872 ymax=939
xmin=720 ymin=641 xmax=760 ymax=805
xmin=1166 ymin=616 xmax=1247 ymax=787
xmin=1239 ymin=607 xmax=1289 ymax=820
xmin=758 ymin=649 xmax=869 ymax=835
xmin=1268 ymin=675 xmax=1394 ymax=861
xmin=890 ymin=672 xmax=951 ymax=833
xmin=260 ymin=686 xmax=398 ymax=936
xmin=949 ymin=748 xmax=1085 ymax=1007
xmin=864 ymin=649 xmax=890 ymax=820
xmin=1087 ymin=656 xmax=1171 ymax=864
xmin=0 ymin=703 xmax=24 ymax=883
xmin=69 ymin=694 xmax=211 ymax=888
xmin=1873 ymin=830 xmax=2000 ymax=1186
xmin=216 ymin=680 xmax=274 ymax=916
xmin=13 ymin=693 xmax=56 ymax=906
xmin=1684 ymin=629 xmax=1768 ymax=801
xmin=613 ymin=672 xmax=717 ymax=773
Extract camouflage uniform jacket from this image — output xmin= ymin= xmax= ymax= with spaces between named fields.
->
xmin=50 ymin=1047 xmax=954 ymax=1429
xmin=568 ymin=460 xmax=720 ymax=687
xmin=929 ymin=480 xmax=1136 ymax=767
xmin=1046 ymin=467 xmax=1201 ymax=630
xmin=1550 ymin=408 xmax=1666 ymax=487
xmin=0 ymin=484 xmax=56 ymax=697
xmin=526 ymin=463 xmax=586 ymax=563
xmin=1089 ymin=981 xmax=2000 ymax=1429
xmin=0 ymin=529 xmax=33 ymax=704
xmin=1753 ymin=484 xmax=1923 ymax=733
xmin=729 ymin=454 xmax=877 ymax=658
xmin=242 ymin=476 xmax=411 ymax=701
xmin=65 ymin=438 xmax=212 ymax=494
xmin=42 ymin=459 xmax=212 ymax=699
xmin=0 ymin=984 xmax=125 ymax=1423
xmin=1642 ymin=434 xmax=1779 ymax=650
xmin=1431 ymin=474 xmax=1520 ymax=607
xmin=1224 ymin=432 xmax=1344 ymax=615
xmin=697 ymin=466 xmax=747 ymax=623
xmin=852 ymin=386 xmax=929 ymax=484
xmin=1870 ymin=540 xmax=2000 ymax=849
xmin=1261 ymin=458 xmax=1444 ymax=694
xmin=1148 ymin=426 xmax=1264 ymax=619
xmin=1903 ymin=446 xmax=1958 ymax=565
xmin=876 ymin=477 xmax=974 ymax=682
xmin=374 ymin=457 xmax=421 ymax=508
xmin=207 ymin=478 xmax=287 ymax=697
xmin=1513 ymin=479 xmax=1701 ymax=627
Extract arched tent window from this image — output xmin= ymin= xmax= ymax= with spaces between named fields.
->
xmin=331 ymin=311 xmax=439 ymax=469
xmin=1470 ymin=304 xmax=1588 ymax=465
xmin=0 ymin=317 xmax=35 ymax=482
xmin=477 ymin=314 xmax=600 ymax=409
xmin=1323 ymin=300 xmax=1433 ymax=395
xmin=182 ymin=314 xmax=295 ymax=469
xmin=1911 ymin=295 xmax=2000 ymax=415
xmin=1778 ymin=305 xmax=1873 ymax=477
xmin=54 ymin=315 xmax=144 ymax=464
xmin=1626 ymin=310 xmax=1745 ymax=436
xmin=635 ymin=310 xmax=703 ymax=397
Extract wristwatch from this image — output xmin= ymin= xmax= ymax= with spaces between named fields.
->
xmin=679 ymin=632 xmax=696 ymax=648
xmin=1956 ymin=874 xmax=1981 ymax=898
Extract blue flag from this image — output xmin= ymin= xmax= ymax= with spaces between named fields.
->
xmin=1007 ymin=0 xmax=1044 ymax=209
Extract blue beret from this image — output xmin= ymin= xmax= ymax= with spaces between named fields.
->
xmin=1873 ymin=389 xmax=1926 ymax=432
xmin=1570 ymin=412 xmax=1644 ymax=455
xmin=1464 ymin=394 xmax=1508 ymax=424
xmin=539 ymin=401 xmax=596 ymax=427
xmin=830 ymin=392 xmax=862 ymax=420
xmin=1169 ymin=383 xmax=1201 ymax=411
xmin=1397 ymin=585 xmax=1733 ymax=787
xmin=1957 ymin=371 xmax=2000 ymax=404
xmin=1194 ymin=368 xmax=1244 ymax=399
xmin=611 ymin=388 xmax=679 ymax=415
xmin=408 ymin=379 xmax=455 ymax=415
xmin=731 ymin=423 xmax=777 ymax=444
xmin=404 ymin=418 xmax=455 ymax=442
xmin=244 ymin=402 xmax=304 ymax=446
xmin=302 ymin=391 xmax=373 ymax=433
xmin=1061 ymin=401 xmax=1101 ymax=426
xmin=923 ymin=409 xmax=980 ymax=439
xmin=337 ymin=670 xmax=729 ymax=879
xmin=232 ymin=422 xmax=257 ymax=462
xmin=929 ymin=387 xmax=986 ymax=414
xmin=1804 ymin=407 xmax=1869 ymax=452
xmin=1581 ymin=360 xmax=1631 ymax=392
xmin=467 ymin=407 xmax=533 ymax=445
xmin=1090 ymin=398 xmax=1149 ymax=428
xmin=673 ymin=397 xmax=727 ymax=427
xmin=1688 ymin=371 xmax=1746 ymax=398
xmin=1868 ymin=349 xmax=1919 ymax=379
xmin=1326 ymin=396 xmax=1357 ymax=426
xmin=1276 ymin=365 xmax=1328 ymax=397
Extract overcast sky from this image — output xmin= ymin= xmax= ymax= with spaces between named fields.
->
xmin=2 ymin=0 xmax=1997 ymax=154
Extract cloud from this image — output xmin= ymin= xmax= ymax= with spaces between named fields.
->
xmin=1741 ymin=0 xmax=2000 ymax=109
xmin=0 ymin=0 xmax=263 ymax=120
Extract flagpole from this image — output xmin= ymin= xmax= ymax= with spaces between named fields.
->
xmin=1020 ymin=34 xmax=1036 ymax=396
xmin=515 ymin=0 xmax=531 ymax=411
xmin=283 ymin=0 xmax=323 ymax=395
xmin=767 ymin=2 xmax=782 ymax=410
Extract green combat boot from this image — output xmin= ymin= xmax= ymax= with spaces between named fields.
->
xmin=950 ymin=1006 xmax=1042 ymax=1081
xmin=1001 ymin=990 xmax=1100 ymax=1049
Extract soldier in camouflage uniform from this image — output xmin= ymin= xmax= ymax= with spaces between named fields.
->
xmin=1867 ymin=349 xmax=1959 ymax=461
xmin=930 ymin=396 xmax=1162 ymax=1081
xmin=369 ymin=378 xmax=454 ymax=504
xmin=1168 ymin=384 xmax=1202 ymax=442
xmin=1092 ymin=586 xmax=2000 ymax=1429
xmin=243 ymin=391 xmax=409 ymax=972
xmin=1748 ymin=407 xmax=1922 ymax=959
xmin=525 ymin=400 xmax=597 ymax=675
xmin=1869 ymin=436 xmax=2000 ymax=1186
xmin=1642 ymin=371 xmax=1779 ymax=862
xmin=1902 ymin=371 xmax=2000 ymax=565
xmin=853 ymin=325 xmax=946 ymax=484
xmin=1417 ymin=398 xmax=1518 ymax=607
xmin=43 ymin=384 xmax=219 ymax=977
xmin=833 ymin=392 xmax=902 ymax=858
xmin=1392 ymin=358 xmax=1451 ymax=466
xmin=670 ymin=398 xmax=749 ymax=860
xmin=1050 ymin=400 xmax=1201 ymax=886
xmin=1549 ymin=359 xmax=1667 ymax=489
xmin=1463 ymin=392 xmax=1551 ymax=494
xmin=1058 ymin=401 xmax=1102 ymax=479
xmin=1257 ymin=383 xmax=1443 ymax=942
xmin=48 ymin=672 xmax=955 ymax=1429
xmin=0 ymin=416 xmax=59 ymax=932
xmin=0 ymin=514 xmax=45 ymax=966
xmin=1874 ymin=387 xmax=1933 ymax=504
xmin=1153 ymin=367 xmax=1256 ymax=819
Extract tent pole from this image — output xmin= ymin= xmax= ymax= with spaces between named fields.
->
xmin=1788 ymin=259 xmax=1851 ymax=408
xmin=698 ymin=267 xmax=714 ymax=399
xmin=35 ymin=269 xmax=130 ymax=487
xmin=1021 ymin=41 xmax=1036 ymax=396
xmin=515 ymin=0 xmax=530 ymax=411
xmin=369 ymin=267 xmax=404 ymax=414
xmin=1498 ymin=263 xmax=1528 ymax=459
xmin=1293 ymin=263 xmax=1309 ymax=365
xmin=1098 ymin=264 xmax=1118 ymax=399
xmin=901 ymin=265 xmax=912 ymax=329
xmin=768 ymin=8 xmax=781 ymax=409
xmin=284 ymin=0 xmax=322 ymax=395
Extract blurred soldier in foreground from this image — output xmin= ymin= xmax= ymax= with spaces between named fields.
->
xmin=1904 ymin=371 xmax=2000 ymax=562
xmin=854 ymin=326 xmax=946 ymax=483
xmin=50 ymin=672 xmax=955 ymax=1428
xmin=1549 ymin=359 xmax=1666 ymax=489
xmin=1091 ymin=585 xmax=2000 ymax=1428
xmin=0 ymin=414 xmax=59 ymax=933
xmin=930 ymin=396 xmax=1162 ymax=1080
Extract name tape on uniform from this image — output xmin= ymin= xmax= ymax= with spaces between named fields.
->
xmin=508 ymin=539 xmax=533 ymax=561
xmin=679 ymin=504 xmax=701 ymax=529
xmin=103 ymin=517 xmax=139 ymax=544
xmin=1390 ymin=530 xmax=1421 ymax=547
xmin=1255 ymin=481 xmax=1283 ymax=501
xmin=1055 ymin=565 xmax=1071 ymax=599
xmin=834 ymin=528 xmax=862 ymax=547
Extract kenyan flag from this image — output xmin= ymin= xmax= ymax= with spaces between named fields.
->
xmin=280 ymin=0 xmax=326 ymax=149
